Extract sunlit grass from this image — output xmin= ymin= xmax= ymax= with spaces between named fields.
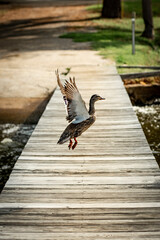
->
xmin=61 ymin=1 xmax=160 ymax=67
xmin=61 ymin=21 xmax=160 ymax=66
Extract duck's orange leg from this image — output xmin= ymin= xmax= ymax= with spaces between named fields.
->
xmin=72 ymin=137 xmax=78 ymax=150
xmin=68 ymin=139 xmax=73 ymax=150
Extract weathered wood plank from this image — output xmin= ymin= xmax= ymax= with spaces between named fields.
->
xmin=1 ymin=233 xmax=160 ymax=240
xmin=0 ymin=52 xmax=160 ymax=239
xmin=1 ymin=202 xmax=160 ymax=208
xmin=1 ymin=232 xmax=160 ymax=240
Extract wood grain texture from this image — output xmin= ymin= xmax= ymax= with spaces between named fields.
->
xmin=0 ymin=53 xmax=160 ymax=239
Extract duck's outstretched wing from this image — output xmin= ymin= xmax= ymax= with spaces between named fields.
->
xmin=56 ymin=70 xmax=89 ymax=123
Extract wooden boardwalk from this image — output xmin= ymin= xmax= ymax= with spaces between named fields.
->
xmin=0 ymin=52 xmax=160 ymax=239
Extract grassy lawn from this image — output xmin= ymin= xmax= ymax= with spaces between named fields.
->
xmin=61 ymin=0 xmax=160 ymax=69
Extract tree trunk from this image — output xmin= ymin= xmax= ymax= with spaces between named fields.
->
xmin=142 ymin=0 xmax=154 ymax=39
xmin=102 ymin=0 xmax=121 ymax=18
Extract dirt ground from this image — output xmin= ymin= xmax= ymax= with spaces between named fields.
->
xmin=0 ymin=1 xmax=96 ymax=52
xmin=0 ymin=0 xmax=98 ymax=123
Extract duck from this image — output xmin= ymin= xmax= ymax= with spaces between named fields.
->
xmin=56 ymin=70 xmax=105 ymax=150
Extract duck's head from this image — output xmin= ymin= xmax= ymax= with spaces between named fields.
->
xmin=90 ymin=94 xmax=105 ymax=102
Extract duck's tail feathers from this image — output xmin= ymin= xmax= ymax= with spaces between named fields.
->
xmin=57 ymin=136 xmax=70 ymax=145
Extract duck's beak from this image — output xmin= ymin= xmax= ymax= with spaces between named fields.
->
xmin=100 ymin=97 xmax=105 ymax=100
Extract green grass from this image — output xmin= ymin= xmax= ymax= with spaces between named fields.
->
xmin=62 ymin=27 xmax=160 ymax=66
xmin=122 ymin=0 xmax=160 ymax=17
xmin=61 ymin=1 xmax=160 ymax=67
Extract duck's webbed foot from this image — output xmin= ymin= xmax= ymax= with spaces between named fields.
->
xmin=68 ymin=139 xmax=73 ymax=150
xmin=72 ymin=137 xmax=78 ymax=150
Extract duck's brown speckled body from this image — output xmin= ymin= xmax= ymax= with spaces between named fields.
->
xmin=56 ymin=70 xmax=105 ymax=150
xmin=58 ymin=115 xmax=96 ymax=146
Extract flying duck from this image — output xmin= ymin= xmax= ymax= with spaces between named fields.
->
xmin=56 ymin=70 xmax=105 ymax=150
